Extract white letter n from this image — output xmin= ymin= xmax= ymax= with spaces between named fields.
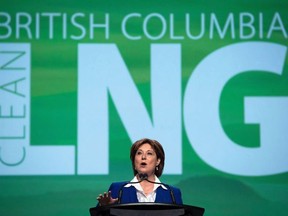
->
xmin=77 ymin=44 xmax=181 ymax=175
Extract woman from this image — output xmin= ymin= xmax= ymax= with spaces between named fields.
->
xmin=97 ymin=138 xmax=183 ymax=205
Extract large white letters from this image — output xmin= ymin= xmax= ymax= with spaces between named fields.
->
xmin=0 ymin=43 xmax=75 ymax=175
xmin=77 ymin=44 xmax=182 ymax=174
xmin=2 ymin=42 xmax=287 ymax=176
xmin=184 ymin=42 xmax=288 ymax=176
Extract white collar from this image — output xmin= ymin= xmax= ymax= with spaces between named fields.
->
xmin=124 ymin=175 xmax=167 ymax=190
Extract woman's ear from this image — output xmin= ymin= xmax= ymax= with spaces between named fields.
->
xmin=157 ymin=158 xmax=161 ymax=166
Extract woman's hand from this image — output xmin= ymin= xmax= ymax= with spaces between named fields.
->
xmin=97 ymin=191 xmax=118 ymax=206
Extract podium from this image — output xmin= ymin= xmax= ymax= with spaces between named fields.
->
xmin=90 ymin=203 xmax=205 ymax=216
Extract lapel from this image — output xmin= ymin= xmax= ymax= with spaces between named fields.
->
xmin=155 ymin=186 xmax=170 ymax=203
xmin=121 ymin=186 xmax=138 ymax=203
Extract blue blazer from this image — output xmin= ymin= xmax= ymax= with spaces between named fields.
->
xmin=107 ymin=181 xmax=183 ymax=205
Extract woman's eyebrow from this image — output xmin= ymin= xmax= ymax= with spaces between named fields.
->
xmin=137 ymin=149 xmax=154 ymax=152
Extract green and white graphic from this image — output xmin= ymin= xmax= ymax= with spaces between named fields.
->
xmin=0 ymin=0 xmax=288 ymax=215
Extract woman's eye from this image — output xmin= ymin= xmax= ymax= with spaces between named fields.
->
xmin=136 ymin=151 xmax=142 ymax=155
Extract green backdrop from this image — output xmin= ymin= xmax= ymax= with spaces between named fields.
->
xmin=1 ymin=0 xmax=288 ymax=215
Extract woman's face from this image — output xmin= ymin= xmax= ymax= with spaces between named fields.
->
xmin=134 ymin=143 xmax=160 ymax=177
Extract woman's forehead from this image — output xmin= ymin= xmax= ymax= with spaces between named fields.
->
xmin=137 ymin=143 xmax=154 ymax=151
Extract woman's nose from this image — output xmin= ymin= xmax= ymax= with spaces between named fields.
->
xmin=141 ymin=153 xmax=146 ymax=159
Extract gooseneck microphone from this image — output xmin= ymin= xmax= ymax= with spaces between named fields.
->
xmin=138 ymin=173 xmax=148 ymax=181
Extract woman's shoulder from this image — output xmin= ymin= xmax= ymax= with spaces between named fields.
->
xmin=107 ymin=181 xmax=130 ymax=197
xmin=170 ymin=184 xmax=181 ymax=190
xmin=163 ymin=184 xmax=182 ymax=194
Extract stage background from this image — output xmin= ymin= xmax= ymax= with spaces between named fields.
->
xmin=1 ymin=0 xmax=288 ymax=215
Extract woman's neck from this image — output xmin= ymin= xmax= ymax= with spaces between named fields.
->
xmin=139 ymin=177 xmax=155 ymax=195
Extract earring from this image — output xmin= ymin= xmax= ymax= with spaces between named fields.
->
xmin=156 ymin=166 xmax=159 ymax=171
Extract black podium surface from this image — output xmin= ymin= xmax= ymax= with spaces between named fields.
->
xmin=90 ymin=203 xmax=205 ymax=216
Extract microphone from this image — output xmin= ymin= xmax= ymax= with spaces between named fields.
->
xmin=138 ymin=173 xmax=148 ymax=181
xmin=117 ymin=173 xmax=148 ymax=204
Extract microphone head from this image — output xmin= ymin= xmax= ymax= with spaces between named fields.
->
xmin=138 ymin=173 xmax=148 ymax=181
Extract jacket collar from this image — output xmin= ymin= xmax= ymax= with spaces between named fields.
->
xmin=124 ymin=175 xmax=168 ymax=191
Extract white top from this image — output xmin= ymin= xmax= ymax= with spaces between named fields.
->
xmin=124 ymin=175 xmax=167 ymax=202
